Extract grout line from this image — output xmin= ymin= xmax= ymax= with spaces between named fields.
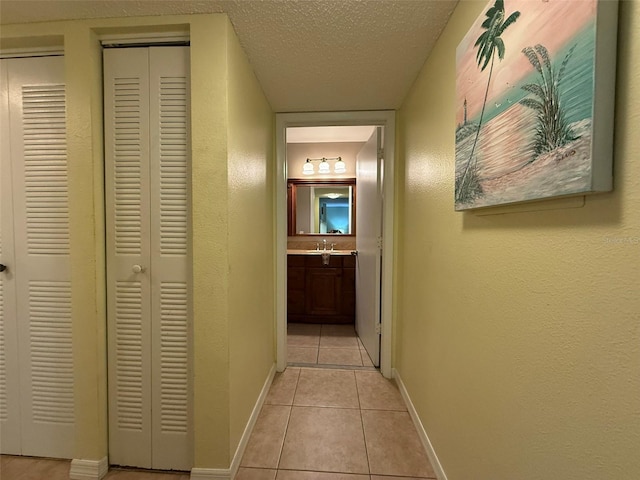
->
xmin=287 ymin=362 xmax=377 ymax=371
xmin=353 ymin=369 xmax=362 ymax=411
xmin=276 ymin=368 xmax=301 ymax=470
xmin=359 ymin=396 xmax=372 ymax=476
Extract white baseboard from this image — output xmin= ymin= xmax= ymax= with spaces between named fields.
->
xmin=392 ymin=368 xmax=448 ymax=480
xmin=191 ymin=363 xmax=276 ymax=480
xmin=190 ymin=468 xmax=232 ymax=479
xmin=69 ymin=456 xmax=109 ymax=480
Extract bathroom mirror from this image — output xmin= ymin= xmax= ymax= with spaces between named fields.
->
xmin=288 ymin=179 xmax=356 ymax=236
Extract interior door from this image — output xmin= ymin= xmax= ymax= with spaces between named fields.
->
xmin=0 ymin=56 xmax=21 ymax=455
xmin=105 ymin=46 xmax=191 ymax=471
xmin=105 ymin=46 xmax=153 ymax=468
xmin=0 ymin=55 xmax=74 ymax=458
xmin=355 ymin=127 xmax=382 ymax=366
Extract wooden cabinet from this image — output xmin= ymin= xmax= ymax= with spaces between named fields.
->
xmin=287 ymin=254 xmax=355 ymax=324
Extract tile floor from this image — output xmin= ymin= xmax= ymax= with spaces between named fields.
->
xmin=287 ymin=323 xmax=375 ymax=368
xmin=1 ymin=333 xmax=435 ymax=480
xmin=0 ymin=455 xmax=190 ymax=479
xmin=238 ymin=366 xmax=436 ymax=479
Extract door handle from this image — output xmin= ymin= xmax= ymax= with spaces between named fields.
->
xmin=0 ymin=264 xmax=6 ymax=272
xmin=132 ymin=264 xmax=145 ymax=274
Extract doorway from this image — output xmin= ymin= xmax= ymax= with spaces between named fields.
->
xmin=275 ymin=111 xmax=395 ymax=378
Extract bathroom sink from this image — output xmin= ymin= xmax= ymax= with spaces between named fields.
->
xmin=287 ymin=249 xmax=354 ymax=256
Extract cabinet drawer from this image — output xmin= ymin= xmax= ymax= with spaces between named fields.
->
xmin=288 ymin=254 xmax=306 ymax=267
xmin=343 ymin=255 xmax=356 ymax=268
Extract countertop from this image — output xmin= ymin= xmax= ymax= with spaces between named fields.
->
xmin=287 ymin=249 xmax=355 ymax=256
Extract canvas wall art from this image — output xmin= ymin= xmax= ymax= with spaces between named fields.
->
xmin=455 ymin=0 xmax=618 ymax=210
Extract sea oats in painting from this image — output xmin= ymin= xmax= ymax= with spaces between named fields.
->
xmin=454 ymin=0 xmax=618 ymax=210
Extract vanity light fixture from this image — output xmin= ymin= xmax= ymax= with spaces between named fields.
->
xmin=302 ymin=156 xmax=345 ymax=175
xmin=303 ymin=158 xmax=315 ymax=175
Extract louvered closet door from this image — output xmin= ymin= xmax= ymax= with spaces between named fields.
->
xmin=0 ymin=56 xmax=74 ymax=458
xmin=0 ymin=57 xmax=21 ymax=456
xmin=105 ymin=46 xmax=190 ymax=471
xmin=148 ymin=48 xmax=191 ymax=471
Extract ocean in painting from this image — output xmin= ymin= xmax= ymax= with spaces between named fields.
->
xmin=455 ymin=16 xmax=598 ymax=210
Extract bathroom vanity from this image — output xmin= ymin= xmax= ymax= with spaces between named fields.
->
xmin=287 ymin=252 xmax=356 ymax=324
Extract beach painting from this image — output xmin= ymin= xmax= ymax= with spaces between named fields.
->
xmin=455 ymin=0 xmax=618 ymax=210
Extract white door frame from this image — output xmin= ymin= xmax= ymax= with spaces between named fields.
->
xmin=275 ymin=111 xmax=395 ymax=378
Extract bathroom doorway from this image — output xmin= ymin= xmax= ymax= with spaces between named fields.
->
xmin=275 ymin=112 xmax=395 ymax=378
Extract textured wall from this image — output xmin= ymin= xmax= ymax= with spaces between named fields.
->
xmin=286 ymin=142 xmax=364 ymax=179
xmin=226 ymin=16 xmax=275 ymax=459
xmin=189 ymin=15 xmax=233 ymax=467
xmin=396 ymin=1 xmax=640 ymax=479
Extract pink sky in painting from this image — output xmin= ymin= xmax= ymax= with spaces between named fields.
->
xmin=456 ymin=0 xmax=596 ymax=125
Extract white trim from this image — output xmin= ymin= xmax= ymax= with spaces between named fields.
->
xmin=69 ymin=457 xmax=109 ymax=480
xmin=392 ymin=369 xmax=448 ymax=480
xmin=190 ymin=468 xmax=231 ymax=480
xmin=275 ymin=111 xmax=395 ymax=378
xmin=190 ymin=364 xmax=277 ymax=480
xmin=229 ymin=363 xmax=277 ymax=477
xmin=0 ymin=47 xmax=63 ymax=59
xmin=100 ymin=32 xmax=189 ymax=47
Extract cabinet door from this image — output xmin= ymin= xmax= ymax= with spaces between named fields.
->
xmin=305 ymin=268 xmax=342 ymax=316
xmin=287 ymin=266 xmax=305 ymax=315
xmin=341 ymin=265 xmax=356 ymax=317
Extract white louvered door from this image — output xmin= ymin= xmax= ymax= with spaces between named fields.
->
xmin=104 ymin=47 xmax=191 ymax=471
xmin=0 ymin=56 xmax=74 ymax=458
xmin=148 ymin=48 xmax=191 ymax=469
xmin=0 ymin=56 xmax=20 ymax=456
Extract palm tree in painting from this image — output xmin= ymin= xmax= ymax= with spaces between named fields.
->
xmin=520 ymin=43 xmax=577 ymax=160
xmin=456 ymin=0 xmax=520 ymax=203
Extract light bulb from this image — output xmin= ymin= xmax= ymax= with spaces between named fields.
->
xmin=318 ymin=159 xmax=330 ymax=174
xmin=303 ymin=159 xmax=314 ymax=175
xmin=334 ymin=157 xmax=346 ymax=173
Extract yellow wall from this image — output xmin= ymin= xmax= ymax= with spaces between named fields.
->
xmin=286 ymin=142 xmax=364 ymax=179
xmin=396 ymin=1 xmax=640 ymax=479
xmin=1 ymin=13 xmax=275 ymax=471
xmin=225 ymin=18 xmax=276 ymax=459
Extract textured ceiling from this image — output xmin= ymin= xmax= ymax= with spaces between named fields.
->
xmin=0 ymin=0 xmax=457 ymax=112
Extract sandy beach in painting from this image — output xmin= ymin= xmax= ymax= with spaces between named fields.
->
xmin=455 ymin=105 xmax=593 ymax=208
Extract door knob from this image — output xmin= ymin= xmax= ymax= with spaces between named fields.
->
xmin=0 ymin=264 xmax=6 ymax=272
xmin=132 ymin=264 xmax=145 ymax=274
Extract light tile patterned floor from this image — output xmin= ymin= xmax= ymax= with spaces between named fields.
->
xmin=0 ymin=455 xmax=190 ymax=480
xmin=1 ymin=326 xmax=433 ymax=480
xmin=287 ymin=323 xmax=375 ymax=368
xmin=1 ymin=369 xmax=435 ymax=480
xmin=239 ymin=367 xmax=437 ymax=479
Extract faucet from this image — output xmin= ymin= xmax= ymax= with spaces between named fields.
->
xmin=323 ymin=239 xmax=327 ymax=251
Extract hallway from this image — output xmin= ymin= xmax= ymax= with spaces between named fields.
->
xmin=0 ymin=367 xmax=435 ymax=480
xmin=237 ymin=366 xmax=436 ymax=479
